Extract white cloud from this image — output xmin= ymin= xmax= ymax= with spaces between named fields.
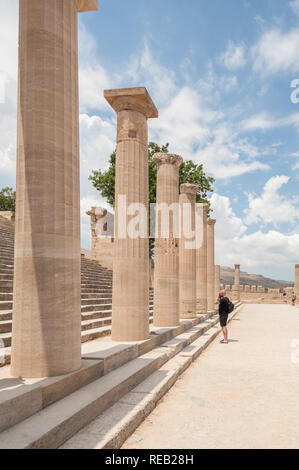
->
xmin=252 ymin=28 xmax=299 ymax=75
xmin=78 ymin=22 xmax=113 ymax=112
xmin=244 ymin=176 xmax=299 ymax=225
xmin=211 ymin=194 xmax=247 ymax=240
xmin=219 ymin=41 xmax=246 ymax=70
xmin=213 ymin=193 xmax=299 ymax=280
xmin=0 ymin=0 xmax=18 ymax=188
xmin=124 ymin=41 xmax=177 ymax=105
xmin=290 ymin=0 xmax=299 ymax=17
xmin=241 ymin=111 xmax=299 ymax=132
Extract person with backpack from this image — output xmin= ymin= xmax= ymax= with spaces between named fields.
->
xmin=215 ymin=290 xmax=234 ymax=344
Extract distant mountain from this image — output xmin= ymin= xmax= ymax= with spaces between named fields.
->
xmin=220 ymin=266 xmax=293 ymax=291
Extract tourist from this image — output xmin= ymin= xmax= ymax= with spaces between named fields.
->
xmin=292 ymin=294 xmax=296 ymax=306
xmin=215 ymin=290 xmax=230 ymax=344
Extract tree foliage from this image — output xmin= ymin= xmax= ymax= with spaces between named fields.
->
xmin=89 ymin=142 xmax=214 ymax=207
xmin=89 ymin=142 xmax=215 ymax=257
xmin=0 ymin=187 xmax=16 ymax=212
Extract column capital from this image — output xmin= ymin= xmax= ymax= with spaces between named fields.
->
xmin=207 ymin=218 xmax=216 ymax=226
xmin=295 ymin=264 xmax=299 ymax=268
xmin=153 ymin=153 xmax=183 ymax=168
xmin=199 ymin=203 xmax=209 ymax=215
xmin=78 ymin=0 xmax=99 ymax=12
xmin=180 ymin=183 xmax=198 ymax=196
xmin=234 ymin=264 xmax=240 ymax=268
xmin=104 ymin=87 xmax=158 ymax=118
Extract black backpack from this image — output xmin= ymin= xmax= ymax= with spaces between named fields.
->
xmin=228 ymin=301 xmax=234 ymax=313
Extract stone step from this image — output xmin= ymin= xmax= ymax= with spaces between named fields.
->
xmin=81 ymin=285 xmax=112 ymax=290
xmin=81 ymin=298 xmax=113 ymax=306
xmin=81 ymin=293 xmax=112 ymax=300
xmin=81 ymin=304 xmax=112 ymax=313
xmin=0 ymin=333 xmax=11 ymax=348
xmin=0 ymin=268 xmax=13 ymax=275
xmin=0 ymin=311 xmax=12 ymax=321
xmin=0 ymin=275 xmax=13 ymax=282
xmin=0 ymin=311 xmax=226 ymax=449
xmin=0 ymin=320 xmax=12 ymax=334
xmin=0 ymin=294 xmax=13 ymax=301
xmin=81 ymin=317 xmax=112 ymax=331
xmin=0 ymin=301 xmax=13 ymax=311
xmin=61 ymin=307 xmax=244 ymax=449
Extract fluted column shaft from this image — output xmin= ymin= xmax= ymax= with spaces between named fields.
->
xmin=104 ymin=88 xmax=158 ymax=341
xmin=153 ymin=153 xmax=183 ymax=327
xmin=207 ymin=219 xmax=216 ymax=311
xmin=215 ymin=265 xmax=221 ymax=300
xmin=11 ymin=0 xmax=98 ymax=378
xmin=295 ymin=264 xmax=299 ymax=305
xmin=232 ymin=264 xmax=241 ymax=301
xmin=196 ymin=204 xmax=208 ymax=314
xmin=179 ymin=184 xmax=197 ymax=319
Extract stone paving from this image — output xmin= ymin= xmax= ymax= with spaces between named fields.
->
xmin=122 ymin=304 xmax=299 ymax=449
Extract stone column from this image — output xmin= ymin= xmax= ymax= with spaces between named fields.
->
xmin=196 ymin=204 xmax=208 ymax=314
xmin=232 ymin=264 xmax=240 ymax=301
xmin=86 ymin=207 xmax=114 ymax=270
xmin=215 ymin=265 xmax=221 ymax=300
xmin=153 ymin=153 xmax=183 ymax=327
xmin=11 ymin=0 xmax=98 ymax=379
xmin=104 ymin=87 xmax=158 ymax=341
xmin=179 ymin=184 xmax=198 ymax=319
xmin=294 ymin=265 xmax=299 ymax=305
xmin=207 ymin=219 xmax=216 ymax=311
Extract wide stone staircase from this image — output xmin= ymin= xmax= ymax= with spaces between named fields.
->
xmin=0 ymin=214 xmax=244 ymax=449
xmin=0 ymin=215 xmax=154 ymax=366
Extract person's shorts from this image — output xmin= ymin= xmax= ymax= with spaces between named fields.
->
xmin=219 ymin=313 xmax=228 ymax=327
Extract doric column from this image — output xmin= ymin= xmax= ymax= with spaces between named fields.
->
xmin=207 ymin=219 xmax=216 ymax=311
xmin=104 ymin=87 xmax=158 ymax=341
xmin=153 ymin=153 xmax=183 ymax=327
xmin=179 ymin=184 xmax=198 ymax=319
xmin=295 ymin=264 xmax=299 ymax=305
xmin=232 ymin=264 xmax=240 ymax=301
xmin=11 ymin=0 xmax=98 ymax=379
xmin=215 ymin=265 xmax=221 ymax=300
xmin=196 ymin=204 xmax=208 ymax=313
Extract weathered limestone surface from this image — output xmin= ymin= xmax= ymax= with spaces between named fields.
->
xmin=86 ymin=207 xmax=114 ymax=270
xmin=232 ymin=264 xmax=240 ymax=301
xmin=179 ymin=184 xmax=198 ymax=319
xmin=215 ymin=265 xmax=220 ymax=300
xmin=153 ymin=153 xmax=183 ymax=327
xmin=0 ymin=211 xmax=15 ymax=222
xmin=196 ymin=204 xmax=208 ymax=313
xmin=77 ymin=0 xmax=98 ymax=12
xmin=104 ymin=87 xmax=158 ymax=342
xmin=11 ymin=0 xmax=98 ymax=378
xmin=207 ymin=219 xmax=216 ymax=311
xmin=295 ymin=265 xmax=299 ymax=306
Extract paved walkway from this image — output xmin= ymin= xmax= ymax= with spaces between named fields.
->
xmin=122 ymin=304 xmax=299 ymax=449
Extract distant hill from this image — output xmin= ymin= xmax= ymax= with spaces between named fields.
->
xmin=220 ymin=266 xmax=293 ymax=291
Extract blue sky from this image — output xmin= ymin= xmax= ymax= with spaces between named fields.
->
xmin=1 ymin=0 xmax=299 ymax=281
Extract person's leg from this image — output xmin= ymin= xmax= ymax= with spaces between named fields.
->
xmin=222 ymin=326 xmax=228 ymax=343
xmin=220 ymin=315 xmax=228 ymax=343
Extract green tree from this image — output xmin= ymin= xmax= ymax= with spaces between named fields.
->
xmin=89 ymin=142 xmax=215 ymax=256
xmin=0 ymin=187 xmax=16 ymax=211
